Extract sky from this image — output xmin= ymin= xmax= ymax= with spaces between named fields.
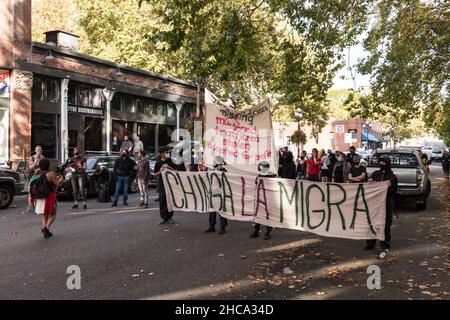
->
xmin=332 ymin=43 xmax=371 ymax=90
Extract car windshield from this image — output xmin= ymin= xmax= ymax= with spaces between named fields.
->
xmin=86 ymin=158 xmax=98 ymax=170
xmin=369 ymin=153 xmax=419 ymax=168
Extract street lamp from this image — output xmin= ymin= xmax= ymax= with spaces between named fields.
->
xmin=175 ymin=101 xmax=184 ymax=141
xmin=294 ymin=108 xmax=303 ymax=158
xmin=103 ymin=88 xmax=116 ymax=154
xmin=362 ymin=120 xmax=373 ymax=151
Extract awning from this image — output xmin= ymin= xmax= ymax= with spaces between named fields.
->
xmin=361 ymin=132 xmax=380 ymax=142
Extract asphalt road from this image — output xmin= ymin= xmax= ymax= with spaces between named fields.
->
xmin=0 ymin=163 xmax=448 ymax=300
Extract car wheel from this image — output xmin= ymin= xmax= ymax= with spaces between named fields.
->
xmin=129 ymin=179 xmax=139 ymax=193
xmin=0 ymin=185 xmax=14 ymax=209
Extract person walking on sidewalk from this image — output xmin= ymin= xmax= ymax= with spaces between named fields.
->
xmin=442 ymin=149 xmax=450 ymax=180
xmin=205 ymin=156 xmax=228 ymax=235
xmin=69 ymin=147 xmax=88 ymax=210
xmin=365 ymin=156 xmax=398 ymax=259
xmin=112 ymin=149 xmax=135 ymax=207
xmin=136 ymin=150 xmax=150 ymax=208
xmin=29 ymin=159 xmax=64 ymax=238
xmin=154 ymin=147 xmax=177 ymax=225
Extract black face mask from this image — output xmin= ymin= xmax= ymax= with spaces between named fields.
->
xmin=379 ymin=164 xmax=386 ymax=171
xmin=121 ymin=154 xmax=127 ymax=158
xmin=300 ymin=156 xmax=305 ymax=160
xmin=354 ymin=162 xmax=360 ymax=166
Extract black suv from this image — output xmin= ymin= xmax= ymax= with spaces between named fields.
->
xmin=0 ymin=167 xmax=25 ymax=209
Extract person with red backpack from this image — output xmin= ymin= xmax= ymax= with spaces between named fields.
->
xmin=29 ymin=159 xmax=64 ymax=238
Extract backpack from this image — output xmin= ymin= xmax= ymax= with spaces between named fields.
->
xmin=29 ymin=171 xmax=53 ymax=199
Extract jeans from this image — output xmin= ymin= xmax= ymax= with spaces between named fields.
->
xmin=114 ymin=175 xmax=129 ymax=205
xmin=159 ymin=192 xmax=173 ymax=222
xmin=71 ymin=173 xmax=86 ymax=204
xmin=209 ymin=212 xmax=227 ymax=228
xmin=138 ymin=178 xmax=148 ymax=205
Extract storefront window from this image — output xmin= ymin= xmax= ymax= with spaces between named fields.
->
xmin=137 ymin=123 xmax=156 ymax=156
xmin=32 ymin=75 xmax=59 ymax=103
xmin=31 ymin=112 xmax=57 ymax=159
xmin=167 ymin=103 xmax=176 ymax=117
xmin=123 ymin=95 xmax=135 ymax=113
xmin=157 ymin=100 xmax=166 ymax=116
xmin=112 ymin=120 xmax=134 ymax=143
xmin=112 ymin=94 xmax=121 ymax=111
xmin=85 ymin=117 xmax=104 ymax=151
xmin=79 ymin=84 xmax=91 ymax=106
xmin=92 ymin=88 xmax=104 ymax=108
xmin=68 ymin=82 xmax=76 ymax=105
xmin=136 ymin=98 xmax=145 ymax=114
xmin=146 ymin=99 xmax=157 ymax=115
xmin=158 ymin=125 xmax=174 ymax=147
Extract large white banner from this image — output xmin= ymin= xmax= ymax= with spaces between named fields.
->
xmin=162 ymin=171 xmax=389 ymax=240
xmin=203 ymin=89 xmax=277 ymax=176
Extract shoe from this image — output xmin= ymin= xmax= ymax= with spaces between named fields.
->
xmin=364 ymin=245 xmax=375 ymax=251
xmin=250 ymin=231 xmax=259 ymax=238
xmin=158 ymin=220 xmax=167 ymax=225
xmin=264 ymin=232 xmax=271 ymax=240
xmin=218 ymin=228 xmax=226 ymax=235
xmin=379 ymin=249 xmax=389 ymax=259
xmin=41 ymin=228 xmax=51 ymax=238
xmin=166 ymin=218 xmax=176 ymax=224
xmin=123 ymin=203 xmax=128 ymax=206
xmin=83 ymin=204 xmax=87 ymax=210
xmin=139 ymin=202 xmax=144 ymax=207
xmin=111 ymin=203 xmax=117 ymax=207
xmin=72 ymin=204 xmax=79 ymax=209
xmin=144 ymin=204 xmax=148 ymax=209
xmin=205 ymin=227 xmax=215 ymax=233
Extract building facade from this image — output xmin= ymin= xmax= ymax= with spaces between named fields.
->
xmin=0 ymin=0 xmax=201 ymax=168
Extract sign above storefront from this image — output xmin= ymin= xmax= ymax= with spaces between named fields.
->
xmin=68 ymin=105 xmax=104 ymax=116
xmin=348 ymin=128 xmax=357 ymax=133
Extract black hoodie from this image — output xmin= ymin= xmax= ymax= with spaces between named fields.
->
xmin=280 ymin=152 xmax=297 ymax=179
xmin=370 ymin=158 xmax=398 ymax=197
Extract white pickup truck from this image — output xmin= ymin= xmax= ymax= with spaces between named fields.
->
xmin=365 ymin=149 xmax=431 ymax=210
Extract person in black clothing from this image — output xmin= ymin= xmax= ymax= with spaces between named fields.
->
xmin=348 ymin=155 xmax=367 ymax=183
xmin=281 ymin=151 xmax=297 ymax=179
xmin=112 ymin=149 xmax=135 ymax=206
xmin=442 ymin=149 xmax=450 ymax=179
xmin=251 ymin=161 xmax=277 ymax=240
xmin=346 ymin=146 xmax=358 ymax=163
xmin=296 ymin=150 xmax=308 ymax=179
xmin=365 ymin=156 xmax=398 ymax=259
xmin=154 ymin=147 xmax=177 ymax=225
xmin=205 ymin=156 xmax=228 ymax=234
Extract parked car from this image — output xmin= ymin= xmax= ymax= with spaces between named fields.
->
xmin=431 ymin=148 xmax=443 ymax=161
xmin=56 ymin=155 xmax=139 ymax=198
xmin=366 ymin=149 xmax=431 ymax=210
xmin=0 ymin=167 xmax=25 ymax=209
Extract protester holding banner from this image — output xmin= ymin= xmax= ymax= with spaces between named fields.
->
xmin=366 ymin=156 xmax=398 ymax=259
xmin=280 ymin=151 xmax=296 ymax=179
xmin=348 ymin=155 xmax=367 ymax=183
xmin=332 ymin=151 xmax=352 ymax=183
xmin=251 ymin=161 xmax=276 ymax=240
xmin=306 ymin=148 xmax=321 ymax=182
xmin=205 ymin=156 xmax=228 ymax=235
xmin=154 ymin=147 xmax=177 ymax=225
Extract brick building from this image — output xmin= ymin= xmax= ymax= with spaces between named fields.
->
xmin=0 ymin=0 xmax=201 ymax=168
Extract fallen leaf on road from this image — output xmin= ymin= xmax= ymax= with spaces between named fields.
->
xmin=288 ymin=285 xmax=295 ymax=289
xmin=240 ymin=255 xmax=247 ymax=260
xmin=175 ymin=249 xmax=181 ymax=252
xmin=148 ymin=273 xmax=154 ymax=276
xmin=10 ymin=231 xmax=17 ymax=235
xmin=132 ymin=274 xmax=139 ymax=278
xmin=283 ymin=267 xmax=294 ymax=275
xmin=218 ymin=253 xmax=225 ymax=257
xmin=316 ymin=291 xmax=327 ymax=296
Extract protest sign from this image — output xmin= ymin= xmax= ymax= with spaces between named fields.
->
xmin=162 ymin=171 xmax=389 ymax=240
xmin=203 ymin=89 xmax=277 ymax=176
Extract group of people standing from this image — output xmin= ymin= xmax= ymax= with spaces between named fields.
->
xmin=278 ymin=145 xmax=397 ymax=259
